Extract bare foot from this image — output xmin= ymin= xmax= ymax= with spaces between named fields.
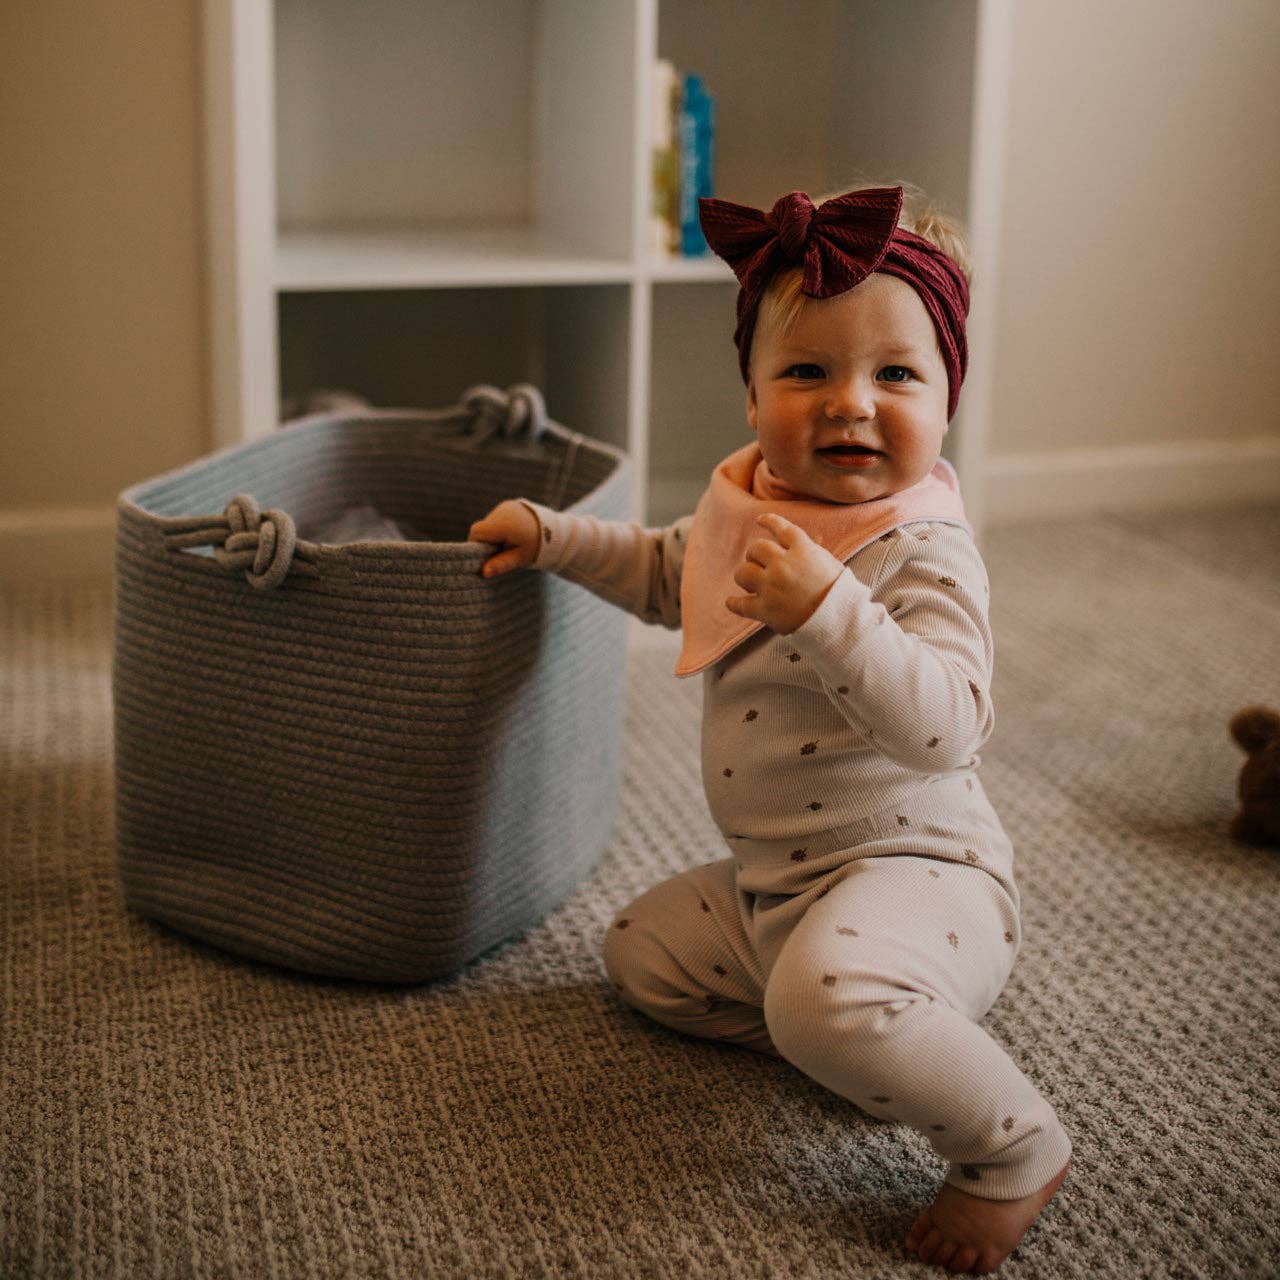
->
xmin=904 ymin=1163 xmax=1068 ymax=1273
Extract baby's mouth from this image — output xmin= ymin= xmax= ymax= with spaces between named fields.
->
xmin=816 ymin=442 xmax=882 ymax=470
xmin=817 ymin=443 xmax=881 ymax=458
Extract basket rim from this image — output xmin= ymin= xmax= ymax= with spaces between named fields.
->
xmin=117 ymin=405 xmax=630 ymax=558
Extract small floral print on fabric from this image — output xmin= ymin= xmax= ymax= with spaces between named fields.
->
xmin=790 ymin=849 xmax=807 ymax=862
xmin=939 ymin=575 xmax=958 ymax=588
xmin=1003 ymin=1117 xmax=1016 ymax=1132
xmin=928 ymin=869 xmax=941 ymax=879
xmin=788 ymin=653 xmax=802 ymax=664
xmin=948 ymin=931 xmax=960 ymax=950
xmin=800 ymin=742 xmax=818 ymax=755
xmin=808 ymin=801 xmax=824 ymax=812
xmin=964 ymin=849 xmax=979 ymax=864
xmin=744 ymin=709 xmax=759 ymax=723
xmin=836 ymin=927 xmax=858 ymax=937
xmin=543 ymin=527 xmax=553 ymax=542
xmin=822 ymin=974 xmax=837 ymax=987
xmin=962 ymin=1166 xmax=982 ymax=1182
xmin=713 ymin=964 xmax=728 ymax=976
xmin=931 ymin=1124 xmax=947 ymax=1132
xmin=1004 ymin=930 xmax=1015 ymax=944
xmin=927 ymin=737 xmax=940 ymax=748
xmin=615 ymin=919 xmax=631 ymax=930
xmin=897 ymin=815 xmax=910 ymax=827
xmin=837 ymin=685 xmax=849 ymax=695
xmin=723 ymin=767 xmax=734 ymax=777
xmin=965 ymin=779 xmax=974 ymax=792
xmin=699 ymin=898 xmax=711 ymax=913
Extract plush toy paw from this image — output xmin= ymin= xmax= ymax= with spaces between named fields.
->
xmin=1229 ymin=706 xmax=1280 ymax=847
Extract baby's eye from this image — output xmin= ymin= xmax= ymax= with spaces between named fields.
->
xmin=784 ymin=363 xmax=825 ymax=380
xmin=879 ymin=365 xmax=914 ymax=383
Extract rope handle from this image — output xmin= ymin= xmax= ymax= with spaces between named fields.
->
xmin=459 ymin=383 xmax=547 ymax=441
xmin=158 ymin=385 xmax=578 ymax=590
xmin=436 ymin=383 xmax=584 ymax=512
xmin=162 ymin=494 xmax=320 ymax=592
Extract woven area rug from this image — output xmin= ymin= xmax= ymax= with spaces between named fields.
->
xmin=3 ymin=504 xmax=1279 ymax=1279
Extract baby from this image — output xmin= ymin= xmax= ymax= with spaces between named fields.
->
xmin=470 ymin=185 xmax=1070 ymax=1274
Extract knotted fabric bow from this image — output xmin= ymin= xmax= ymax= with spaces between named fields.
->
xmin=697 ymin=186 xmax=970 ymax=419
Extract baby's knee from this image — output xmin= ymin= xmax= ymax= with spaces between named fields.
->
xmin=602 ymin=908 xmax=697 ymax=1023
xmin=761 ymin=959 xmax=920 ymax=1077
xmin=604 ymin=906 xmax=650 ymax=983
xmin=601 ymin=911 xmax=647 ymax=994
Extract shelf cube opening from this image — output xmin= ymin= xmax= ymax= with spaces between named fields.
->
xmin=274 ymin=0 xmax=639 ymax=261
xmin=278 ymin=284 xmax=632 ymax=453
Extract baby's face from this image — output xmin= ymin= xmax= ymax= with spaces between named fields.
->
xmin=746 ymin=274 xmax=949 ymax=504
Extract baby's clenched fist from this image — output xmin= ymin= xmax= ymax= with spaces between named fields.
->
xmin=469 ymin=500 xmax=542 ymax=578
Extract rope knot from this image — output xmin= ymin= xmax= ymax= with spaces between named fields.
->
xmin=774 ymin=191 xmax=815 ymax=262
xmin=214 ymin=493 xmax=298 ymax=591
xmin=461 ymin=383 xmax=547 ymax=441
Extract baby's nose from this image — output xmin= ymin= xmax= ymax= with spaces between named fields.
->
xmin=824 ymin=378 xmax=874 ymax=421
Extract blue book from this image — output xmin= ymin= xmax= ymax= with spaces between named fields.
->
xmin=678 ymin=73 xmax=716 ymax=256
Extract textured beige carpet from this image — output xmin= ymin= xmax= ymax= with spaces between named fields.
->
xmin=3 ymin=504 xmax=1279 ymax=1279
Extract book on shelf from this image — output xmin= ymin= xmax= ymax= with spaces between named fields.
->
xmin=651 ymin=61 xmax=716 ymax=259
xmin=650 ymin=59 xmax=679 ymax=257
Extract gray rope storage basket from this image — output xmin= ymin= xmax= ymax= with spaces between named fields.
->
xmin=113 ymin=385 xmax=630 ymax=983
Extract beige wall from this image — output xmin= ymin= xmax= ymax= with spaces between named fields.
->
xmin=0 ymin=1 xmax=206 ymax=517
xmin=1 ymin=0 xmax=1276 ymax=577
xmin=991 ymin=0 xmax=1280 ymax=456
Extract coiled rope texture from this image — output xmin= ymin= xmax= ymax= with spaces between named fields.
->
xmin=113 ymin=385 xmax=630 ymax=982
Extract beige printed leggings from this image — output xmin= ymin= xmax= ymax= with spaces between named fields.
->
xmin=603 ymin=853 xmax=1071 ymax=1200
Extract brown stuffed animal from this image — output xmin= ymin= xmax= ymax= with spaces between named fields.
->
xmin=1229 ymin=706 xmax=1280 ymax=846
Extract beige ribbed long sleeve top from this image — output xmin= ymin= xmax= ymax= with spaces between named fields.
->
xmin=522 ymin=502 xmax=997 ymax=851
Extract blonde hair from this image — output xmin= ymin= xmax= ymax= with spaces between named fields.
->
xmin=750 ymin=181 xmax=970 ymax=373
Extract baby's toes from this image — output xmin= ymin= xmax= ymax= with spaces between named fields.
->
xmin=948 ymin=1243 xmax=980 ymax=1273
xmin=914 ymin=1226 xmax=947 ymax=1263
xmin=906 ymin=1211 xmax=933 ymax=1252
xmin=933 ymin=1238 xmax=960 ymax=1268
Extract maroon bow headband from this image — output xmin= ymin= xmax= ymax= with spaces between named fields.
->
xmin=697 ymin=186 xmax=970 ymax=419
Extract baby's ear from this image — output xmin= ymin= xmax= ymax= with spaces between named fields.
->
xmin=746 ymin=381 xmax=759 ymax=432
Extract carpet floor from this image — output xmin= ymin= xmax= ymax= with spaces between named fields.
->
xmin=3 ymin=503 xmax=1279 ymax=1279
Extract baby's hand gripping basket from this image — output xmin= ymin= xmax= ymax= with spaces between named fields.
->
xmin=113 ymin=385 xmax=630 ymax=982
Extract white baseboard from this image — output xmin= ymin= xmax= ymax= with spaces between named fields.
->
xmin=5 ymin=437 xmax=1278 ymax=585
xmin=0 ymin=505 xmax=116 ymax=587
xmin=982 ymin=434 xmax=1280 ymax=524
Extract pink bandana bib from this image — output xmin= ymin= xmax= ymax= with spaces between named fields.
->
xmin=675 ymin=443 xmax=969 ymax=677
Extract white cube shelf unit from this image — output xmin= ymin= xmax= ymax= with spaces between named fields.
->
xmin=203 ymin=0 xmax=1012 ymax=526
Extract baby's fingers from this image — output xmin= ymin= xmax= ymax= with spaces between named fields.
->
xmin=468 ymin=512 xmax=507 ymax=543
xmin=756 ymin=512 xmax=805 ymax=547
xmin=724 ymin=593 xmax=763 ymax=620
xmin=733 ymin=560 xmax=764 ymax=591
xmin=480 ymin=546 xmax=530 ymax=578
